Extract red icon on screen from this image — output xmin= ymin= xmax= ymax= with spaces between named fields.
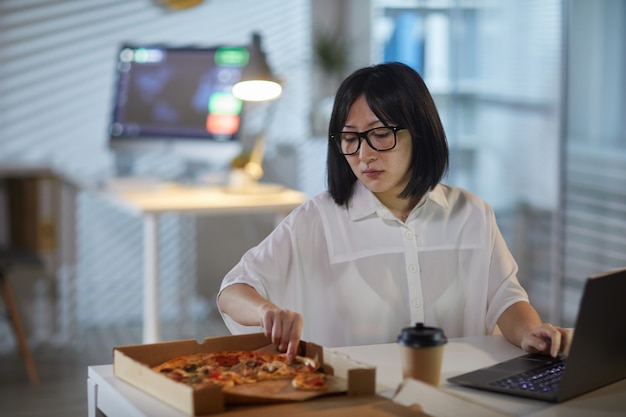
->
xmin=206 ymin=114 xmax=240 ymax=135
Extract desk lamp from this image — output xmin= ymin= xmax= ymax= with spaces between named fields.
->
xmin=230 ymin=33 xmax=283 ymax=192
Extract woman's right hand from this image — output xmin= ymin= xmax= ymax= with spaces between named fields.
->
xmin=218 ymin=284 xmax=303 ymax=360
xmin=259 ymin=307 xmax=303 ymax=361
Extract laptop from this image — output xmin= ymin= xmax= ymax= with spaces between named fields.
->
xmin=448 ymin=267 xmax=626 ymax=402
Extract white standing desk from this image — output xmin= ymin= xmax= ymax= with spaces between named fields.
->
xmin=86 ymin=335 xmax=626 ymax=417
xmin=100 ymin=182 xmax=307 ymax=343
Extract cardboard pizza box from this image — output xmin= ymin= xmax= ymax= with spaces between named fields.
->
xmin=113 ymin=333 xmax=377 ymax=416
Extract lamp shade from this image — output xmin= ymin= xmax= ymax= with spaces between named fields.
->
xmin=233 ymin=33 xmax=282 ymax=101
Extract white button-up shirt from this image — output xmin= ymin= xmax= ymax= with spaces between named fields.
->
xmin=219 ymin=181 xmax=528 ymax=348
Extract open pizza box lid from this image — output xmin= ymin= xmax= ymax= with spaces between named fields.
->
xmin=113 ymin=333 xmax=376 ymax=416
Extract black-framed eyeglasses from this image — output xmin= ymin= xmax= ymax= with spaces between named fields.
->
xmin=330 ymin=126 xmax=404 ymax=156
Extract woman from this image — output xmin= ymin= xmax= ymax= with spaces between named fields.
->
xmin=217 ymin=62 xmax=569 ymax=360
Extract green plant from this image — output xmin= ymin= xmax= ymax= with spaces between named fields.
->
xmin=313 ymin=31 xmax=349 ymax=82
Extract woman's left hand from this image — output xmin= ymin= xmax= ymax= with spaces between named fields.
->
xmin=520 ymin=324 xmax=573 ymax=357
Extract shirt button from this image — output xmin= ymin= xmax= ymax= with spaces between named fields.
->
xmin=405 ymin=230 xmax=414 ymax=240
xmin=411 ymin=298 xmax=421 ymax=308
xmin=408 ymin=264 xmax=417 ymax=273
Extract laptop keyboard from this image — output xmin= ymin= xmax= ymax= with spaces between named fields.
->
xmin=490 ymin=360 xmax=566 ymax=394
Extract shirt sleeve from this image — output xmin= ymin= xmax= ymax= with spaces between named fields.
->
xmin=484 ymin=204 xmax=530 ymax=333
xmin=217 ymin=199 xmax=319 ymax=335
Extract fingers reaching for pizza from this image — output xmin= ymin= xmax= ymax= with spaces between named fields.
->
xmin=152 ymin=351 xmax=328 ymax=392
xmin=259 ymin=308 xmax=303 ymax=361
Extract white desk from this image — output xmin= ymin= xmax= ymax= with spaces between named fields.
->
xmin=339 ymin=336 xmax=626 ymax=417
xmin=100 ymin=182 xmax=307 ymax=343
xmin=87 ymin=335 xmax=626 ymax=417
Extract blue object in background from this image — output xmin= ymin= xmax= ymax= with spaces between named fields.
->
xmin=384 ymin=12 xmax=424 ymax=75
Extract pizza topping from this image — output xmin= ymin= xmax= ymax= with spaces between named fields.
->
xmin=288 ymin=356 xmax=319 ymax=371
xmin=213 ymin=354 xmax=240 ymax=368
xmin=183 ymin=364 xmax=197 ymax=372
xmin=168 ymin=371 xmax=184 ymax=382
xmin=263 ymin=360 xmax=283 ymax=373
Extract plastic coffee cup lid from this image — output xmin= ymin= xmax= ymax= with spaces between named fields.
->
xmin=397 ymin=322 xmax=448 ymax=347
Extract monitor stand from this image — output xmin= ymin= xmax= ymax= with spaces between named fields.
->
xmin=107 ymin=152 xmax=165 ymax=192
xmin=113 ymin=152 xmax=138 ymax=177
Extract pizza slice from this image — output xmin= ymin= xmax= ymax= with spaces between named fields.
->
xmin=291 ymin=372 xmax=329 ymax=391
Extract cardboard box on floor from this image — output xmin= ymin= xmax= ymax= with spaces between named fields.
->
xmin=113 ymin=333 xmax=378 ymax=416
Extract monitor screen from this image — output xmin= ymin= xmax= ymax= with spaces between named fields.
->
xmin=108 ymin=44 xmax=249 ymax=163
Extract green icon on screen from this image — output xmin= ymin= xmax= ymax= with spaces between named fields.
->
xmin=215 ymin=47 xmax=249 ymax=67
xmin=209 ymin=92 xmax=243 ymax=115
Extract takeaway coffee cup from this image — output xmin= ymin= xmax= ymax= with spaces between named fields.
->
xmin=397 ymin=323 xmax=448 ymax=386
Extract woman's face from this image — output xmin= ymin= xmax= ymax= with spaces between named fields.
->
xmin=343 ymin=95 xmax=413 ymax=206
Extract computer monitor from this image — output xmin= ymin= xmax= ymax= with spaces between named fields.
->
xmin=108 ymin=44 xmax=249 ymax=170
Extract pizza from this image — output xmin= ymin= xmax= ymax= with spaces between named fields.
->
xmin=291 ymin=372 xmax=328 ymax=391
xmin=152 ymin=350 xmax=328 ymax=391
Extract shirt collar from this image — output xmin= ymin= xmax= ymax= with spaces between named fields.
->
xmin=346 ymin=181 xmax=378 ymax=221
xmin=427 ymin=183 xmax=448 ymax=208
xmin=346 ymin=181 xmax=449 ymax=221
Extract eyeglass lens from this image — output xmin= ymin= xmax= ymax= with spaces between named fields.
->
xmin=338 ymin=127 xmax=397 ymax=155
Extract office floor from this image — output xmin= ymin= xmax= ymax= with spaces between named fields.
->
xmin=0 ymin=316 xmax=230 ymax=417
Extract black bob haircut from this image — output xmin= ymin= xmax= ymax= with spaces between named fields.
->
xmin=326 ymin=62 xmax=449 ymax=206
